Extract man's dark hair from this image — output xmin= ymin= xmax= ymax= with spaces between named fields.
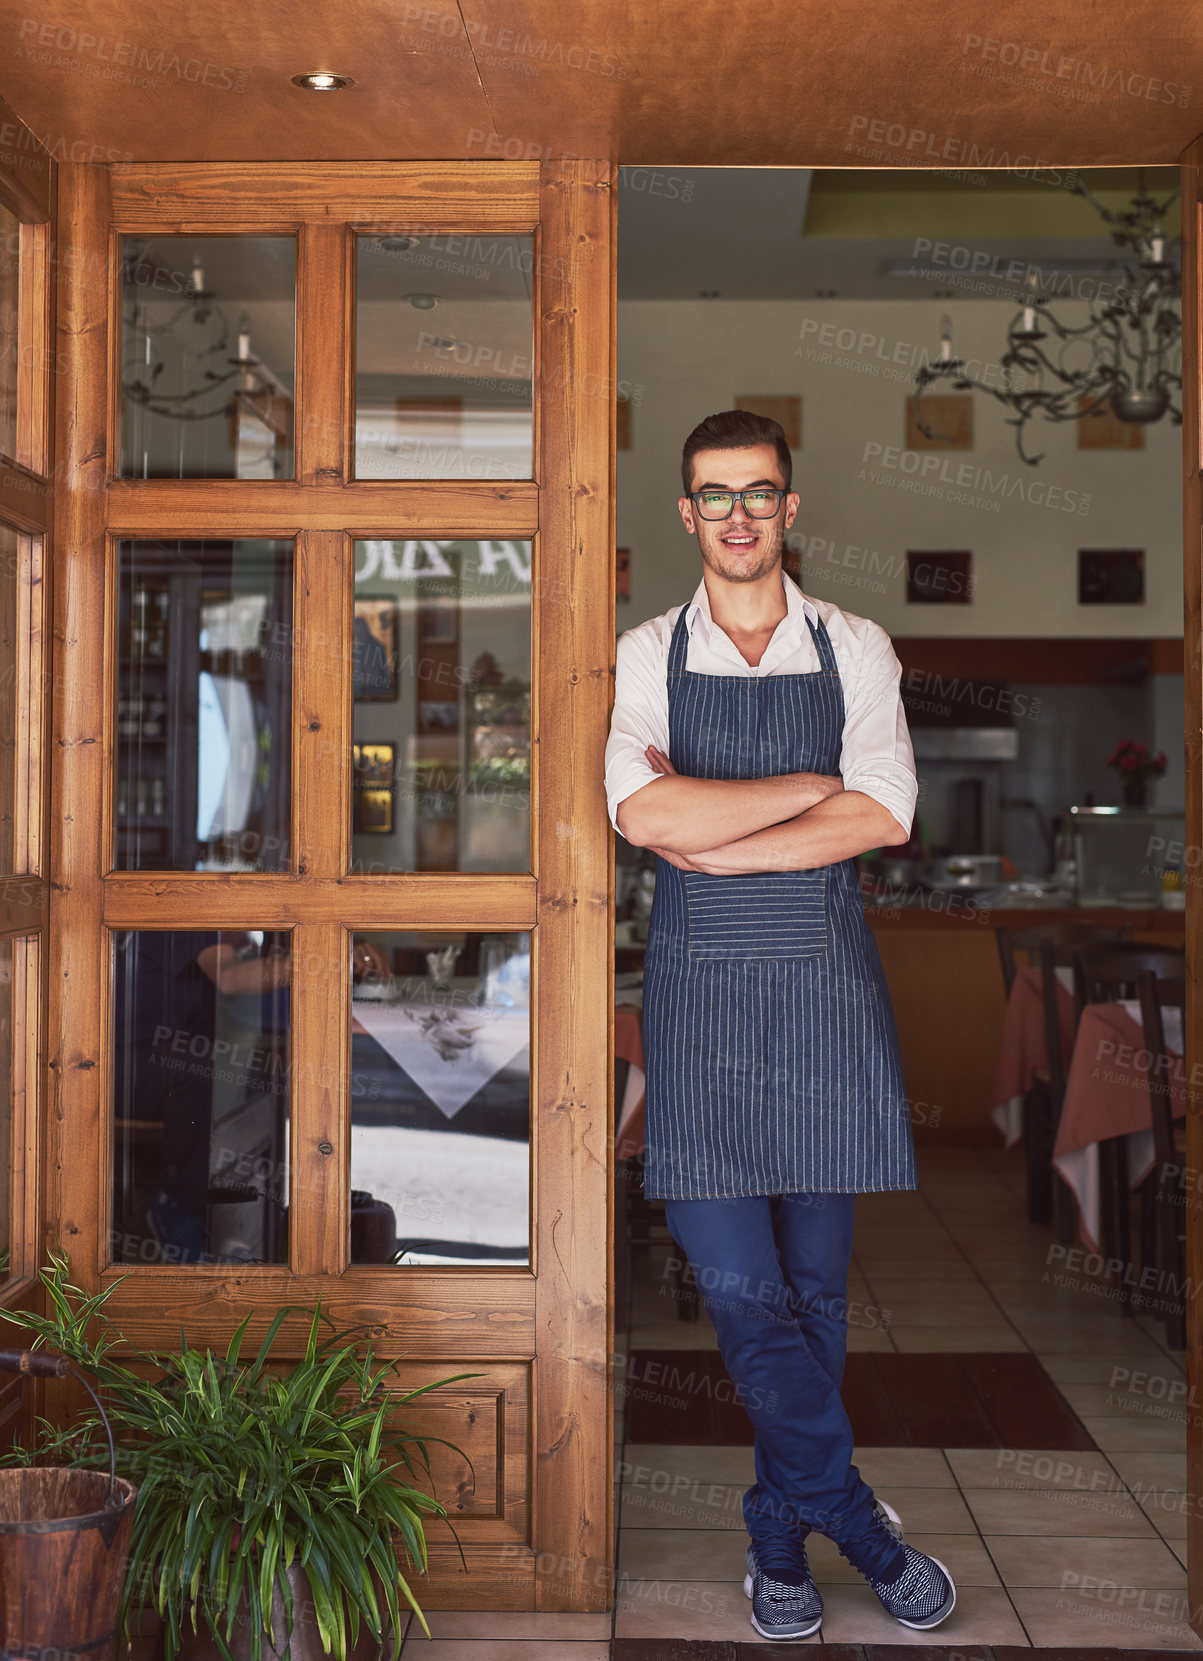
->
xmin=681 ymin=408 xmax=793 ymax=495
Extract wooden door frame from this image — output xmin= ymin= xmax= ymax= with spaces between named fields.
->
xmin=0 ymin=94 xmax=56 ymax=1456
xmin=1180 ymin=135 xmax=1202 ymax=1635
xmin=46 ymin=156 xmax=615 ymax=1611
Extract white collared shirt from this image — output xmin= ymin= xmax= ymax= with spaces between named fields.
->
xmin=604 ymin=572 xmax=917 ymax=839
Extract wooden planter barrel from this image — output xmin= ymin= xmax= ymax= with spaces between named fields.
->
xmin=0 ymin=1467 xmax=137 ymax=1656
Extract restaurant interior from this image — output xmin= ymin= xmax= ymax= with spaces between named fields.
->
xmin=1 ymin=131 xmax=1194 ymax=1650
xmin=607 ymin=164 xmax=1197 ymax=1648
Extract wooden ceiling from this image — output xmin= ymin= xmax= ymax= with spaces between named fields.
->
xmin=3 ymin=0 xmax=1202 ymax=166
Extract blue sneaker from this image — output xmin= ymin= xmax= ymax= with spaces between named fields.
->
xmin=743 ymin=1540 xmax=823 ymax=1640
xmin=869 ymin=1540 xmax=957 ymax=1629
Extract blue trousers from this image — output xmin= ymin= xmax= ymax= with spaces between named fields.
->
xmin=662 ymin=1191 xmax=904 ymax=1583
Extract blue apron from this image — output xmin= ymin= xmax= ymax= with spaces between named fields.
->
xmin=641 ymin=605 xmax=916 ymax=1200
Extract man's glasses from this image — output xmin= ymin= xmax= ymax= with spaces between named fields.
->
xmin=689 ymin=488 xmax=786 ymax=521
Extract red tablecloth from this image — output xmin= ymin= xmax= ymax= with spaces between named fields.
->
xmin=615 ymin=1005 xmax=645 ymax=1160
xmin=1052 ymin=1000 xmax=1185 ymax=1252
xmin=989 ymin=965 xmax=1076 ymax=1145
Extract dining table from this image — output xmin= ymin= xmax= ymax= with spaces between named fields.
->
xmin=1052 ymin=998 xmax=1186 ymax=1254
xmin=990 ymin=967 xmax=1186 ymax=1252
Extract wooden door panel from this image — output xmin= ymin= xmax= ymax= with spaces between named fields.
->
xmin=387 ymin=1360 xmax=531 ymax=1533
xmin=48 ymin=158 xmax=614 ymax=1613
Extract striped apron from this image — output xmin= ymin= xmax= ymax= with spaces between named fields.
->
xmin=641 ymin=605 xmax=916 ymax=1200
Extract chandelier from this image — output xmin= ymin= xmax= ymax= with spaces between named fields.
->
xmin=913 ymin=176 xmax=1182 ymax=465
xmin=119 ymin=247 xmax=288 ymax=450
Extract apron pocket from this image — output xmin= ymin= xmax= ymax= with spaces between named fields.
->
xmin=684 ymin=869 xmax=829 ymax=960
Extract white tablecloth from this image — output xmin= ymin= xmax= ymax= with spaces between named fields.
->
xmin=1050 ymin=999 xmax=1183 ymax=1252
xmin=989 ymin=966 xmax=1077 ymax=1145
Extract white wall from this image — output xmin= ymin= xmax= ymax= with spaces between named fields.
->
xmin=617 ymin=299 xmax=1183 ymax=638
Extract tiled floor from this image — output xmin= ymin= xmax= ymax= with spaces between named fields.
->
xmin=403 ymin=1144 xmax=1200 ymax=1655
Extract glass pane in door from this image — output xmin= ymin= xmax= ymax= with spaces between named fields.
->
xmin=115 ymin=539 xmax=292 ymax=872
xmin=110 ymin=928 xmax=291 ymax=1266
xmin=119 ymin=235 xmax=296 ymax=478
xmin=0 ymin=199 xmax=18 ymax=462
xmin=351 ymin=539 xmax=531 ymax=873
xmin=0 ymin=522 xmax=28 ymax=875
xmin=349 ymin=930 xmax=530 ymax=1265
xmin=354 ymin=233 xmax=533 ymax=478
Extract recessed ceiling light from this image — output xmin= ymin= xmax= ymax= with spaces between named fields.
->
xmin=290 ymin=71 xmax=353 ymax=90
xmin=405 ymin=293 xmax=438 ymax=310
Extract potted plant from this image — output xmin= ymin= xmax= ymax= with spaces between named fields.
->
xmin=1 ymin=1255 xmax=475 ymax=1660
xmin=1107 ymin=738 xmax=1167 ymax=808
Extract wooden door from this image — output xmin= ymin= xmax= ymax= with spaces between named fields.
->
xmin=0 ymin=98 xmax=54 ymax=1450
xmin=48 ymin=158 xmax=615 ymax=1609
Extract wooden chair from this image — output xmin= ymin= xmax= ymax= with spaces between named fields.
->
xmin=994 ymin=922 xmax=1130 ymax=1226
xmin=1073 ymin=942 xmax=1186 ymax=1309
xmin=996 ymin=921 xmax=1130 ymax=1000
xmin=1074 ymin=942 xmax=1187 ymax=1018
xmin=1136 ymin=970 xmax=1188 ymax=1350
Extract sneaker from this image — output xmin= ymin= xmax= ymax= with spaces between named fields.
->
xmin=874 ymin=1496 xmax=904 ymax=1541
xmin=743 ymin=1540 xmax=823 ymax=1640
xmin=869 ymin=1540 xmax=957 ymax=1630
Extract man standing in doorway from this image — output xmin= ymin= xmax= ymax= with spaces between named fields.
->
xmin=605 ymin=410 xmax=955 ymax=1640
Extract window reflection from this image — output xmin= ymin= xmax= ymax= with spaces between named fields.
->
xmin=110 ymin=929 xmax=291 ymax=1266
xmin=354 ymin=234 xmax=533 ymax=479
xmin=351 ymin=540 xmax=531 ymax=873
xmin=349 ymin=931 xmax=530 ymax=1265
xmin=0 ymin=200 xmax=18 ymax=462
xmin=115 ymin=539 xmax=292 ymax=872
xmin=0 ymin=523 xmax=27 ymax=875
xmin=119 ymin=235 xmax=295 ymax=479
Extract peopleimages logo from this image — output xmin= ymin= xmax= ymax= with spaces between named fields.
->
xmin=16 ymin=19 xmax=250 ymax=90
xmin=861 ymin=442 xmax=1091 ymax=515
xmin=960 ymin=35 xmax=1191 ymax=106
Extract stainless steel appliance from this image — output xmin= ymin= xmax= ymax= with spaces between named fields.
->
xmin=1066 ymin=806 xmax=1165 ymax=907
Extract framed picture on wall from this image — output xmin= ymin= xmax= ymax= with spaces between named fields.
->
xmin=352 ymin=743 xmax=395 ymax=834
xmin=417 ymin=603 xmax=459 ymax=644
xmin=418 ymin=700 xmax=459 ymax=733
xmin=905 ymin=395 xmax=973 ymax=451
xmin=353 ymin=598 xmax=398 ymax=701
xmin=353 ymin=742 xmax=395 ymax=787
xmin=1076 ymin=397 xmax=1146 ymax=450
xmin=906 ymin=550 xmax=973 ymax=604
xmin=734 ymin=394 xmax=802 ymax=448
xmin=1079 ymin=549 xmax=1145 ymax=604
xmin=356 ymin=787 xmax=394 ymax=835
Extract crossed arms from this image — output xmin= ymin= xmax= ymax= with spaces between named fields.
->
xmin=615 ymin=747 xmax=908 ymax=875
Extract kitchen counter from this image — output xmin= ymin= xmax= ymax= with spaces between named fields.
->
xmin=865 ymin=899 xmax=1185 ymax=932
